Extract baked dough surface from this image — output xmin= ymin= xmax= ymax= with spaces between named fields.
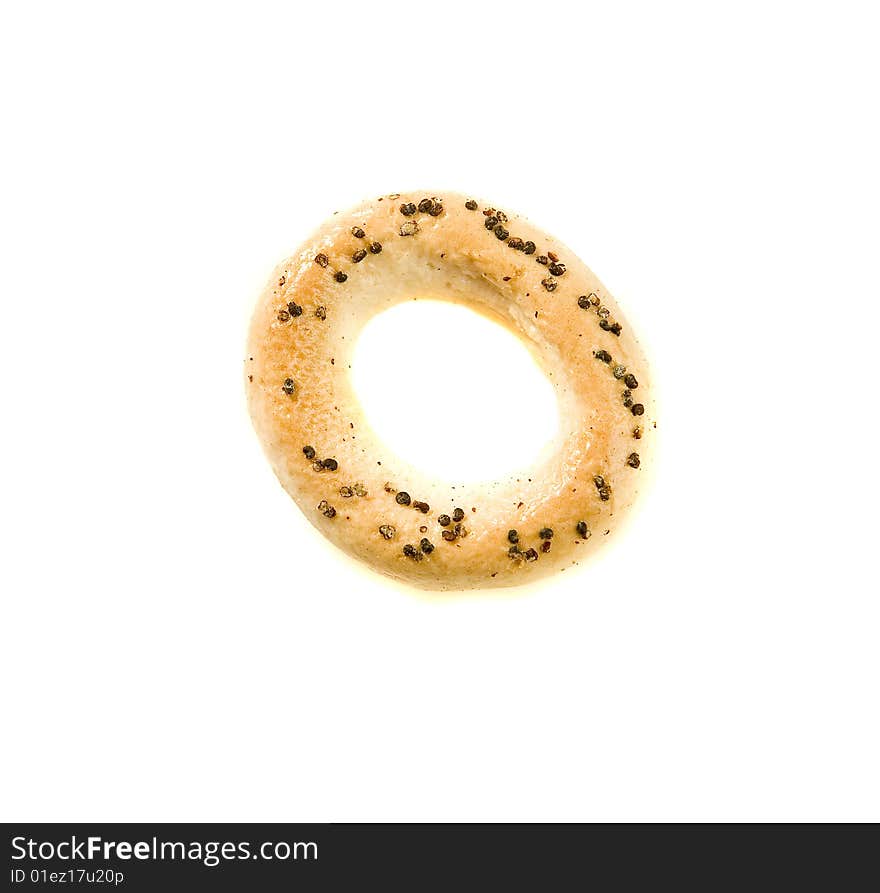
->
xmin=246 ymin=192 xmax=654 ymax=590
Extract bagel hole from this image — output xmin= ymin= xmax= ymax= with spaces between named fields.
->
xmin=352 ymin=300 xmax=560 ymax=483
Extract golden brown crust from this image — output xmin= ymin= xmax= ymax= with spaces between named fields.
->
xmin=245 ymin=192 xmax=655 ymax=590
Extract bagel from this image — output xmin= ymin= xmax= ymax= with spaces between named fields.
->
xmin=245 ymin=192 xmax=654 ymax=590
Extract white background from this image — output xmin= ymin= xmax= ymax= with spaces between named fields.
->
xmin=2 ymin=1 xmax=878 ymax=822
